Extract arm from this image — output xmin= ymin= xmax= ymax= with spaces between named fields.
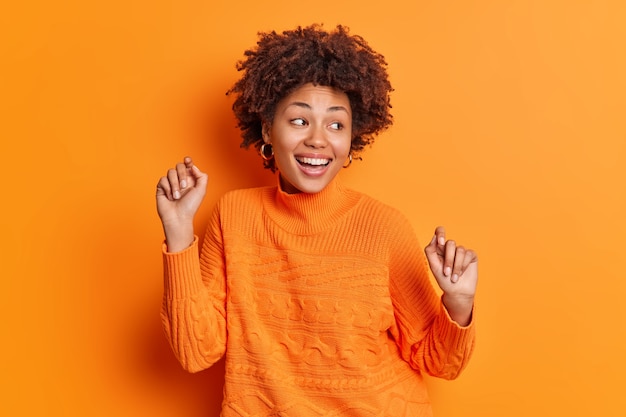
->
xmin=388 ymin=219 xmax=477 ymax=380
xmin=156 ymin=157 xmax=227 ymax=372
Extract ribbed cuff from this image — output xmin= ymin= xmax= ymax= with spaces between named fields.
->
xmin=437 ymin=298 xmax=476 ymax=351
xmin=162 ymin=236 xmax=203 ymax=299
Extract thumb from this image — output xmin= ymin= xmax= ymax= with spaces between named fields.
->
xmin=191 ymin=164 xmax=208 ymax=190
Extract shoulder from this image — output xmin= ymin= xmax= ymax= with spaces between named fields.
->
xmin=217 ymin=186 xmax=274 ymax=207
xmin=210 ymin=186 xmax=275 ymax=224
xmin=210 ymin=186 xmax=277 ymax=235
xmin=347 ymin=187 xmax=412 ymax=228
xmin=341 ymin=187 xmax=419 ymax=249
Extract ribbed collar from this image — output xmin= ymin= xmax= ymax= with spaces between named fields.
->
xmin=262 ymin=177 xmax=362 ymax=235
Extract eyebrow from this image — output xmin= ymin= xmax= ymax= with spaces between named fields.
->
xmin=287 ymin=101 xmax=350 ymax=114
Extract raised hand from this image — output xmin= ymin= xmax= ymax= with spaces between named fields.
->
xmin=424 ymin=226 xmax=478 ymax=326
xmin=156 ymin=156 xmax=208 ymax=252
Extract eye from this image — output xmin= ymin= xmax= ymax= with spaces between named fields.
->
xmin=290 ymin=118 xmax=307 ymax=126
xmin=329 ymin=121 xmax=343 ymax=130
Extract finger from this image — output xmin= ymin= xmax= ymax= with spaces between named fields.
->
xmin=182 ymin=156 xmax=196 ymax=189
xmin=435 ymin=226 xmax=446 ymax=247
xmin=424 ymin=234 xmax=444 ymax=277
xmin=451 ymin=245 xmax=466 ymax=283
xmin=156 ymin=176 xmax=173 ymax=200
xmin=167 ymin=168 xmax=182 ymax=200
xmin=467 ymin=249 xmax=478 ymax=265
xmin=424 ymin=233 xmax=438 ymax=256
xmin=176 ymin=162 xmax=188 ymax=190
xmin=460 ymin=249 xmax=478 ymax=274
xmin=443 ymin=239 xmax=456 ymax=278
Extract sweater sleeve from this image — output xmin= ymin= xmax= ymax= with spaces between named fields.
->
xmin=387 ymin=213 xmax=475 ymax=380
xmin=160 ymin=204 xmax=227 ymax=373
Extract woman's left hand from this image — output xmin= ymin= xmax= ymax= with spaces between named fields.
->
xmin=424 ymin=226 xmax=478 ymax=326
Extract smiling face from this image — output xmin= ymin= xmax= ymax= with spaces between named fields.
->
xmin=262 ymin=83 xmax=353 ymax=194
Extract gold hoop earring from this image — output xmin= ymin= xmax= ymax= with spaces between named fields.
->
xmin=343 ymin=153 xmax=352 ymax=168
xmin=260 ymin=143 xmax=274 ymax=160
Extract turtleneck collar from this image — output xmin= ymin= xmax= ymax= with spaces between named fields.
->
xmin=262 ymin=177 xmax=362 ymax=235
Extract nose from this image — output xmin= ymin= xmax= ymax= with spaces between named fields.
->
xmin=303 ymin=124 xmax=328 ymax=149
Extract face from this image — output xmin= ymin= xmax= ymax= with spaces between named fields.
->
xmin=263 ymin=83 xmax=352 ymax=194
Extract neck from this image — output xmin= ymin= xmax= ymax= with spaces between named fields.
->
xmin=279 ymin=174 xmax=301 ymax=195
xmin=262 ymin=178 xmax=361 ymax=235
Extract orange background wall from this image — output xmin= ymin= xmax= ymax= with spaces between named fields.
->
xmin=2 ymin=1 xmax=625 ymax=416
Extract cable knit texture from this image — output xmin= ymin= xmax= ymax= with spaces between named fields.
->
xmin=161 ymin=180 xmax=475 ymax=417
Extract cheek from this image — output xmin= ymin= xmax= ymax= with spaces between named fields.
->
xmin=273 ymin=138 xmax=296 ymax=159
xmin=272 ymin=141 xmax=296 ymax=170
xmin=344 ymin=126 xmax=354 ymax=152
xmin=336 ymin=135 xmax=353 ymax=155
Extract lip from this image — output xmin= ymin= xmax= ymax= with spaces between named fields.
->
xmin=294 ymin=153 xmax=333 ymax=177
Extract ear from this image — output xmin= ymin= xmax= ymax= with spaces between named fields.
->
xmin=261 ymin=121 xmax=271 ymax=144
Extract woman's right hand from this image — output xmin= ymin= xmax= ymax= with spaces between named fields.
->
xmin=156 ymin=156 xmax=208 ymax=252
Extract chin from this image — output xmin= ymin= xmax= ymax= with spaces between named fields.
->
xmin=280 ymin=176 xmax=332 ymax=194
xmin=300 ymin=184 xmax=328 ymax=194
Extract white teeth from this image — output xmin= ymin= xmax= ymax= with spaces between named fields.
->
xmin=297 ymin=157 xmax=330 ymax=166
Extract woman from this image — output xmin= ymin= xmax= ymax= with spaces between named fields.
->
xmin=156 ymin=25 xmax=478 ymax=417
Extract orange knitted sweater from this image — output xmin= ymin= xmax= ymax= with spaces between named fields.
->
xmin=161 ymin=180 xmax=475 ymax=417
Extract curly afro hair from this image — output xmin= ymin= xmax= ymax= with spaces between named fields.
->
xmin=227 ymin=24 xmax=394 ymax=171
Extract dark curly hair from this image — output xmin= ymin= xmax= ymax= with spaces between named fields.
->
xmin=227 ymin=24 xmax=393 ymax=171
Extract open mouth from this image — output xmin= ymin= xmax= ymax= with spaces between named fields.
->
xmin=295 ymin=156 xmax=331 ymax=167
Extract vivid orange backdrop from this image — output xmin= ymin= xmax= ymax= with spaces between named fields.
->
xmin=2 ymin=0 xmax=625 ymax=416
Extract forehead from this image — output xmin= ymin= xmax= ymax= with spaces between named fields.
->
xmin=278 ymin=83 xmax=351 ymax=111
